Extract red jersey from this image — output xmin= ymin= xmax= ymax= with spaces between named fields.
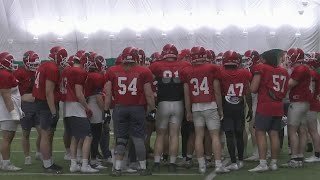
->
xmin=85 ymin=72 xmax=105 ymax=97
xmin=220 ymin=68 xmax=252 ymax=104
xmin=149 ymin=60 xmax=191 ymax=102
xmin=32 ymin=61 xmax=60 ymax=101
xmin=181 ymin=63 xmax=220 ymax=103
xmin=14 ymin=67 xmax=35 ymax=96
xmin=253 ymin=64 xmax=289 ymax=116
xmin=60 ymin=66 xmax=87 ymax=102
xmin=309 ymin=70 xmax=320 ymax=111
xmin=0 ymin=70 xmax=18 ymax=89
xmin=105 ymin=65 xmax=153 ymax=106
xmin=289 ymin=64 xmax=312 ymax=102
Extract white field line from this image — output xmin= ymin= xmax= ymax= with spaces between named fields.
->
xmin=0 ymin=172 xmax=201 ymax=176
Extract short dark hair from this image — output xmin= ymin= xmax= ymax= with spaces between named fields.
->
xmin=261 ymin=49 xmax=283 ymax=67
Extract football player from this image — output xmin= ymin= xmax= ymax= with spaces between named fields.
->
xmin=150 ymin=44 xmax=190 ymax=172
xmin=181 ymin=46 xmax=229 ymax=174
xmin=281 ymin=48 xmax=312 ymax=168
xmin=104 ymin=47 xmax=156 ymax=176
xmin=32 ymin=46 xmax=67 ymax=173
xmin=249 ymin=49 xmax=289 ymax=172
xmin=304 ymin=53 xmax=320 ymax=163
xmin=84 ymin=52 xmax=107 ymax=169
xmin=0 ymin=52 xmax=22 ymax=171
xmin=61 ymin=51 xmax=98 ymax=173
xmin=62 ymin=55 xmax=77 ymax=161
xmin=177 ymin=48 xmax=195 ymax=168
xmin=14 ymin=51 xmax=41 ymax=165
xmin=242 ymin=50 xmax=261 ymax=161
xmin=219 ymin=50 xmax=252 ymax=171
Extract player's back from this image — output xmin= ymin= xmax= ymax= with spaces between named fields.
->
xmin=220 ymin=68 xmax=251 ymax=97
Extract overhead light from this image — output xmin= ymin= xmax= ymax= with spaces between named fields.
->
xmin=7 ymin=39 xmax=13 ymax=44
xmin=215 ymin=31 xmax=221 ymax=37
xmin=302 ymin=0 xmax=309 ymax=7
xmin=298 ymin=9 xmax=304 ymax=15
xmin=242 ymin=30 xmax=248 ymax=37
xmin=136 ymin=32 xmax=142 ymax=39
xmin=33 ymin=36 xmax=38 ymax=40
xmin=84 ymin=34 xmax=89 ymax=39
xmin=295 ymin=31 xmax=301 ymax=38
xmin=161 ymin=32 xmax=167 ymax=39
xmin=269 ymin=31 xmax=276 ymax=36
xmin=109 ymin=34 xmax=115 ymax=40
xmin=57 ymin=37 xmax=63 ymax=41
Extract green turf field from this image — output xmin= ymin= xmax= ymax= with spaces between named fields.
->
xmin=1 ymin=120 xmax=320 ymax=180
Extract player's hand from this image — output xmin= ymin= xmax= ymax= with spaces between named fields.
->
xmin=146 ymin=109 xmax=157 ymax=122
xmin=186 ymin=111 xmax=193 ymax=122
xmin=86 ymin=108 xmax=93 ymax=119
xmin=218 ymin=109 xmax=224 ymax=121
xmin=50 ymin=113 xmax=59 ymax=130
xmin=10 ymin=109 xmax=20 ymax=120
xmin=246 ymin=109 xmax=253 ymax=122
xmin=104 ymin=109 xmax=112 ymax=124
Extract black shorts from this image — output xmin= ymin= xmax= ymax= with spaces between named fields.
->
xmin=222 ymin=99 xmax=245 ymax=132
xmin=35 ymin=100 xmax=59 ymax=131
xmin=113 ymin=105 xmax=146 ymax=139
xmin=254 ymin=112 xmax=281 ymax=132
xmin=64 ymin=117 xmax=72 ymax=136
xmin=20 ymin=101 xmax=39 ymax=130
xmin=67 ymin=116 xmax=92 ymax=139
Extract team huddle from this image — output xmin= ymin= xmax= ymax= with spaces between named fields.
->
xmin=0 ymin=44 xmax=319 ymax=176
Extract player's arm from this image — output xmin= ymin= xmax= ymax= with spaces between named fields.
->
xmin=0 ymin=88 xmax=14 ymax=112
xmin=288 ymin=79 xmax=298 ymax=90
xmin=250 ymin=74 xmax=261 ymax=93
xmin=245 ymin=81 xmax=253 ymax=122
xmin=45 ymin=79 xmax=57 ymax=115
xmin=75 ymin=84 xmax=89 ymax=110
xmin=144 ymin=82 xmax=156 ymax=111
xmin=104 ymin=81 xmax=112 ymax=111
xmin=213 ymin=79 xmax=223 ymax=120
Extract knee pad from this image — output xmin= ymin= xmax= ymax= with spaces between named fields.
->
xmin=114 ymin=137 xmax=128 ymax=156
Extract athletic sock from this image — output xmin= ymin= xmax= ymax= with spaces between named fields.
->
xmin=215 ymin=160 xmax=222 ymax=167
xmin=259 ymin=159 xmax=267 ymax=166
xmin=271 ymin=159 xmax=277 ymax=164
xmin=2 ymin=160 xmax=10 ymax=166
xmin=71 ymin=159 xmax=77 ymax=166
xmin=154 ymin=156 xmax=161 ymax=163
xmin=198 ymin=157 xmax=205 ymax=167
xmin=139 ymin=160 xmax=147 ymax=170
xmin=115 ymin=160 xmax=122 ymax=170
xmin=43 ymin=159 xmax=52 ymax=168
xmin=82 ymin=159 xmax=88 ymax=167
xmin=170 ymin=156 xmax=177 ymax=164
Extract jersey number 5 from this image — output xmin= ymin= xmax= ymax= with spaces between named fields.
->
xmin=190 ymin=77 xmax=209 ymax=96
xmin=272 ymin=75 xmax=286 ymax=92
xmin=118 ymin=77 xmax=138 ymax=95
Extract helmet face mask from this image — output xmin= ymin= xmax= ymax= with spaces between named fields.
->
xmin=0 ymin=52 xmax=18 ymax=71
xmin=286 ymin=48 xmax=304 ymax=67
xmin=49 ymin=46 xmax=68 ymax=67
xmin=23 ymin=51 xmax=40 ymax=71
